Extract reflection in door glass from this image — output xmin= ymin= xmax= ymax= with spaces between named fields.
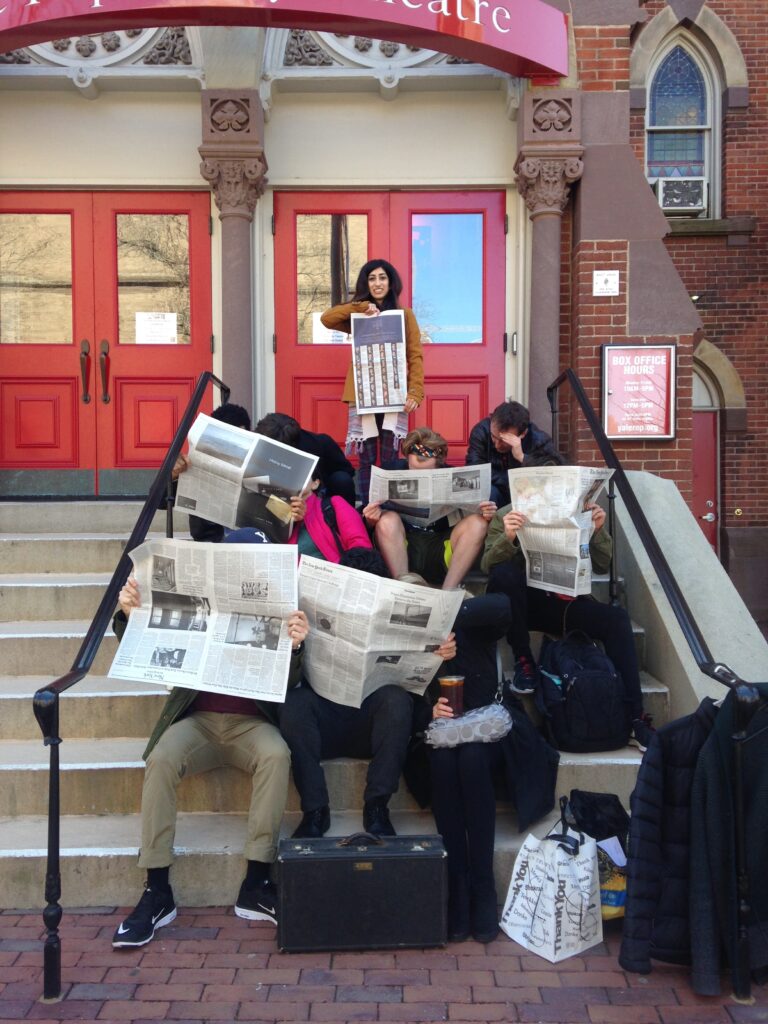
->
xmin=0 ymin=214 xmax=73 ymax=345
xmin=412 ymin=214 xmax=483 ymax=344
xmin=296 ymin=214 xmax=367 ymax=344
xmin=117 ymin=214 xmax=190 ymax=345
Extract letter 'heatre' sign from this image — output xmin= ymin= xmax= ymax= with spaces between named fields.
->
xmin=0 ymin=0 xmax=569 ymax=79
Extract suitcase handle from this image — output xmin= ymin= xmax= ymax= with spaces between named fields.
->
xmin=338 ymin=831 xmax=384 ymax=847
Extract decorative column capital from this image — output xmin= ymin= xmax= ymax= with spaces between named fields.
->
xmin=515 ymin=154 xmax=584 ymax=216
xmin=198 ymin=89 xmax=268 ymax=220
xmin=515 ymin=89 xmax=584 ymax=218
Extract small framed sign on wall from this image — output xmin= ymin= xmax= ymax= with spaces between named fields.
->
xmin=602 ymin=344 xmax=676 ymax=440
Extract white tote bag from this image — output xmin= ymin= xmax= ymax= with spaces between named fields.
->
xmin=500 ymin=799 xmax=603 ymax=962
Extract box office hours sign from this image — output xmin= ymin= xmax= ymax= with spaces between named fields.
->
xmin=602 ymin=345 xmax=676 ymax=441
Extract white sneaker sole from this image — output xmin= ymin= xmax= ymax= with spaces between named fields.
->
xmin=234 ymin=904 xmax=277 ymax=924
xmin=112 ymin=906 xmax=177 ymax=948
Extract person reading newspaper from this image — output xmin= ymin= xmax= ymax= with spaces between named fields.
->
xmin=481 ymin=502 xmax=655 ymax=751
xmin=110 ymin=540 xmax=309 ymax=949
xmin=279 ymin=548 xmax=457 ymax=840
xmin=363 ymin=428 xmax=496 ymax=590
xmin=466 ymin=400 xmax=564 ymax=507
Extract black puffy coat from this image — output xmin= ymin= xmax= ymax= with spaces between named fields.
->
xmin=619 ymin=697 xmax=718 ymax=974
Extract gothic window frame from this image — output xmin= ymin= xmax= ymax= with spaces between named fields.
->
xmin=645 ymin=33 xmax=721 ymax=218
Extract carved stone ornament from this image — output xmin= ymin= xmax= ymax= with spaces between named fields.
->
xmin=515 ymin=155 xmax=585 ymax=217
xmin=211 ymin=98 xmax=250 ymax=133
xmin=142 ymin=27 xmax=192 ymax=66
xmin=284 ymin=29 xmax=334 ymax=67
xmin=0 ymin=48 xmax=31 ymax=63
xmin=199 ymin=157 xmax=268 ymax=219
xmin=522 ymin=91 xmax=581 ymax=147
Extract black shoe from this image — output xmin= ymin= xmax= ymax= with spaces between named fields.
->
xmin=235 ymin=878 xmax=277 ymax=924
xmin=629 ymin=713 xmax=655 ymax=753
xmin=292 ymin=805 xmax=330 ymax=839
xmin=363 ymin=798 xmax=396 ymax=837
xmin=471 ymin=886 xmax=499 ymax=944
xmin=112 ymin=885 xmax=176 ymax=948
xmin=509 ymin=655 xmax=538 ymax=695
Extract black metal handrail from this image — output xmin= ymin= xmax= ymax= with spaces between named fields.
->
xmin=32 ymin=371 xmax=229 ymax=1001
xmin=548 ymin=367 xmax=765 ymax=1000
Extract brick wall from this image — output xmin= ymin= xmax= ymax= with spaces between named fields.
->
xmin=625 ymin=0 xmax=768 ymax=528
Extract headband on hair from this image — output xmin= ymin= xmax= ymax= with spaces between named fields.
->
xmin=410 ymin=442 xmax=439 ymax=460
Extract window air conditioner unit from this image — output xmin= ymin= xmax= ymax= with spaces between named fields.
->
xmin=655 ymin=177 xmax=707 ymax=214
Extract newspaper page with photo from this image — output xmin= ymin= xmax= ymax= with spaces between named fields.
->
xmin=175 ymin=413 xmax=318 ymax=542
xmin=507 ymin=466 xmax=614 ymax=596
xmin=108 ymin=538 xmax=298 ymax=702
xmin=369 ymin=463 xmax=491 ymax=526
xmin=298 ymin=556 xmax=464 ymax=708
xmin=351 ymin=310 xmax=408 ymax=414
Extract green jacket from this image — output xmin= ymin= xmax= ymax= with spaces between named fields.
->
xmin=480 ymin=501 xmax=613 ymax=576
xmin=113 ymin=610 xmax=304 ymax=760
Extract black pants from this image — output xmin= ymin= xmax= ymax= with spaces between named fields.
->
xmin=487 ymin=559 xmax=644 ymax=720
xmin=279 ymin=683 xmax=413 ymax=812
xmin=429 ymin=742 xmax=504 ymax=891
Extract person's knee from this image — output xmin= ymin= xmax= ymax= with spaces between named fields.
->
xmin=367 ymin=685 xmax=412 ymax=729
xmin=375 ymin=511 xmax=404 ymax=544
xmin=253 ymin=734 xmax=291 ymax=776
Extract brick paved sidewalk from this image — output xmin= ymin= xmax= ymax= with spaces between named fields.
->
xmin=1 ymin=907 xmax=766 ymax=1023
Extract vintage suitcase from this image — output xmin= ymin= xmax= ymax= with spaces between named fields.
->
xmin=277 ymin=832 xmax=447 ymax=952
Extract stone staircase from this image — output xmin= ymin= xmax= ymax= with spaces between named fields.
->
xmin=0 ymin=500 xmax=670 ymax=911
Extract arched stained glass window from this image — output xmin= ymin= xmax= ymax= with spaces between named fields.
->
xmin=648 ymin=45 xmax=706 ymax=179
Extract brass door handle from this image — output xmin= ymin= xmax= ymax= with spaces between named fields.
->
xmin=79 ymin=339 xmax=91 ymax=404
xmin=99 ymin=340 xmax=111 ymax=404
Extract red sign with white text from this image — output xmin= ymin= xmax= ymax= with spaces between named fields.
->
xmin=603 ymin=344 xmax=676 ymax=441
xmin=0 ymin=0 xmax=568 ymax=78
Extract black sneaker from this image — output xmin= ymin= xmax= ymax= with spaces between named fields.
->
xmin=112 ymin=885 xmax=176 ymax=948
xmin=509 ymin=655 xmax=538 ymax=695
xmin=292 ymin=805 xmax=330 ymax=839
xmin=235 ymin=879 xmax=277 ymax=924
xmin=363 ymin=798 xmax=396 ymax=837
xmin=629 ymin=713 xmax=655 ymax=753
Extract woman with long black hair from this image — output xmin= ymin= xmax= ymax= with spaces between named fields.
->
xmin=321 ymin=258 xmax=424 ymax=503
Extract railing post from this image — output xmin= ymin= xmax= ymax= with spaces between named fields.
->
xmin=166 ymin=477 xmax=175 ymax=539
xmin=731 ymin=683 xmax=761 ymax=1001
xmin=33 ymin=689 xmax=63 ymax=1001
xmin=607 ymin=477 xmax=620 ymax=607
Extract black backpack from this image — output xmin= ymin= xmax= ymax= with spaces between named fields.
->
xmin=535 ymin=631 xmax=630 ymax=752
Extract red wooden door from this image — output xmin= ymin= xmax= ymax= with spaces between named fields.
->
xmin=274 ymin=190 xmax=507 ymax=464
xmin=0 ymin=191 xmax=212 ymax=496
xmin=692 ymin=409 xmax=719 ymax=551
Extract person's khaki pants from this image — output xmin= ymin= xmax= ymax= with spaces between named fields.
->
xmin=138 ymin=711 xmax=290 ymax=868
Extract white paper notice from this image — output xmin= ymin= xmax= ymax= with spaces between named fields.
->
xmin=136 ymin=312 xmax=178 ymax=345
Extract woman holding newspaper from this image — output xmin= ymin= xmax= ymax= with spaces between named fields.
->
xmin=320 ymin=259 xmax=424 ymax=504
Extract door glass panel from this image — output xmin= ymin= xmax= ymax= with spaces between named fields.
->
xmin=116 ymin=213 xmax=190 ymax=345
xmin=0 ymin=213 xmax=72 ymax=345
xmin=411 ymin=213 xmax=483 ymax=344
xmin=296 ymin=213 xmax=367 ymax=344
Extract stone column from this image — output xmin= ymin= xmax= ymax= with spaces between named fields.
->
xmin=199 ymin=90 xmax=268 ymax=409
xmin=515 ymin=93 xmax=583 ymax=427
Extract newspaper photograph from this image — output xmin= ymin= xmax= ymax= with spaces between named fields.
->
xmin=369 ymin=463 xmax=491 ymax=526
xmin=351 ymin=310 xmax=408 ymax=414
xmin=508 ymin=466 xmax=614 ymax=597
xmin=298 ymin=556 xmax=464 ymax=708
xmin=108 ymin=538 xmax=298 ymax=703
xmin=175 ymin=413 xmax=318 ymax=542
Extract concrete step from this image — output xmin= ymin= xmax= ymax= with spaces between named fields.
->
xmin=0 ymin=807 xmax=564 ymax=911
xmin=0 ymin=535 xmax=129 ymax=574
xmin=0 ymin=620 xmax=118 ymax=676
xmin=0 ymin=573 xmax=113 ymax=621
xmin=0 ymin=501 xmax=188 ymax=536
xmin=0 ymin=736 xmax=644 ymax=818
xmin=0 ymin=676 xmax=168 ymax=741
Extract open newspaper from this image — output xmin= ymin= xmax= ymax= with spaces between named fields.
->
xmin=351 ymin=310 xmax=408 ymax=414
xmin=298 ymin=556 xmax=464 ymax=708
xmin=369 ymin=463 xmax=491 ymax=526
xmin=108 ymin=538 xmax=298 ymax=702
xmin=508 ymin=466 xmax=614 ymax=597
xmin=175 ymin=413 xmax=318 ymax=542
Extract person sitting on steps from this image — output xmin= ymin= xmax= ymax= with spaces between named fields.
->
xmin=278 ymin=547 xmax=457 ymax=840
xmin=110 ymin=534 xmax=309 ymax=949
xmin=363 ymin=427 xmax=497 ymax=590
